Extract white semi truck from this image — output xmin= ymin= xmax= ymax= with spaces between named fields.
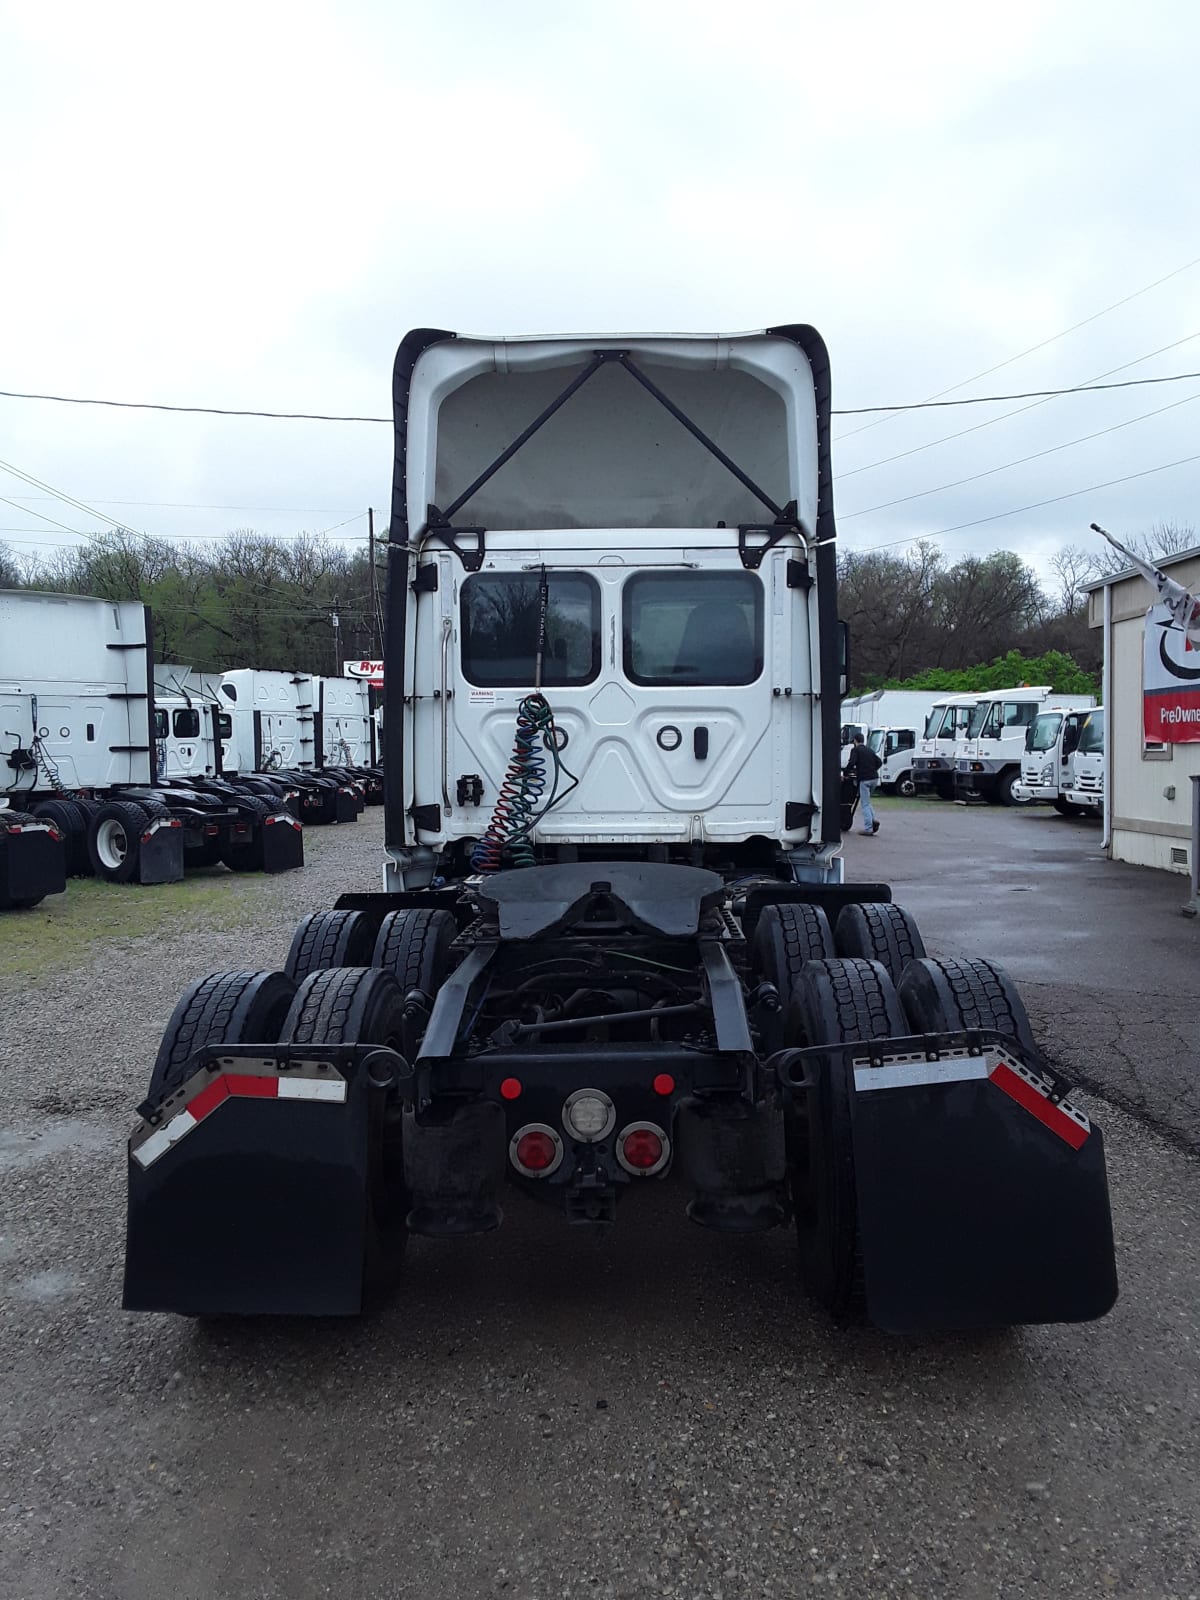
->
xmin=955 ymin=687 xmax=1096 ymax=805
xmin=911 ymin=694 xmax=981 ymax=798
xmin=123 ymin=324 xmax=1116 ymax=1336
xmin=0 ymin=590 xmax=303 ymax=892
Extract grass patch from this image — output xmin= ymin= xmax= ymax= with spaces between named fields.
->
xmin=0 ymin=870 xmax=262 ymax=980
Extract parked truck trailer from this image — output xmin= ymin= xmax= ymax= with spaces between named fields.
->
xmin=0 ymin=591 xmax=303 ymax=893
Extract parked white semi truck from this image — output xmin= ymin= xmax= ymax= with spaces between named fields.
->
xmin=0 ymin=590 xmax=303 ymax=895
xmin=911 ymin=694 xmax=980 ymax=798
xmin=955 ymin=687 xmax=1096 ymax=805
xmin=124 ymin=324 xmax=1116 ymax=1337
xmin=215 ymin=669 xmax=378 ymax=818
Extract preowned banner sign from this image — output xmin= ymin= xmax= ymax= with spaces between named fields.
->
xmin=1144 ymin=602 xmax=1200 ymax=743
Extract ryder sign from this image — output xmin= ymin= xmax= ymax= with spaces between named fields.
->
xmin=345 ymin=659 xmax=384 ymax=689
xmin=1144 ymin=602 xmax=1200 ymax=743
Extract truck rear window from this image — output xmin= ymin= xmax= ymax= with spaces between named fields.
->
xmin=461 ymin=573 xmax=600 ymax=687
xmin=623 ymin=572 xmax=763 ymax=686
xmin=173 ymin=708 xmax=200 ymax=738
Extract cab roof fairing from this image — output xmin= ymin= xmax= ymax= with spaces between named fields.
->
xmin=394 ymin=331 xmax=824 ymax=545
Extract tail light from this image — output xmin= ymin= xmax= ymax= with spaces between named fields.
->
xmin=510 ymin=1124 xmax=563 ymax=1178
xmin=616 ymin=1122 xmax=670 ymax=1176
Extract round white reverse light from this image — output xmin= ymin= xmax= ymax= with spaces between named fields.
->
xmin=562 ymin=1089 xmax=615 ymax=1143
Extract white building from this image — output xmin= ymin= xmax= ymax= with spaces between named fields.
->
xmin=1085 ymin=546 xmax=1200 ymax=874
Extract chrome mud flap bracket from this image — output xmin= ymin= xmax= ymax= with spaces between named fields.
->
xmin=123 ymin=1043 xmax=409 ymax=1316
xmin=777 ymin=1031 xmax=1118 ymax=1332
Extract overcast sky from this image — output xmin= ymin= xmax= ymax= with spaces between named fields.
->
xmin=3 ymin=0 xmax=1199 ymax=582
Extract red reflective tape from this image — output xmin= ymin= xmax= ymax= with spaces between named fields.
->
xmin=186 ymin=1076 xmax=230 ymax=1122
xmin=224 ymin=1074 xmax=279 ymax=1100
xmin=990 ymin=1061 xmax=1089 ymax=1149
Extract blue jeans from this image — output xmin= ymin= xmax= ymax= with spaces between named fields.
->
xmin=859 ymin=780 xmax=876 ymax=831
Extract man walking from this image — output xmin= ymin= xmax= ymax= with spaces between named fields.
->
xmin=844 ymin=734 xmax=882 ymax=836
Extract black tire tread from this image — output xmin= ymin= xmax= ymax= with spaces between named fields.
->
xmin=898 ymin=956 xmax=1036 ymax=1054
xmin=372 ymin=909 xmax=458 ymax=995
xmin=284 ymin=910 xmax=374 ymax=982
xmin=834 ymin=902 xmax=926 ymax=984
xmin=149 ymin=969 xmax=296 ymax=1102
xmin=283 ymin=966 xmax=401 ymax=1046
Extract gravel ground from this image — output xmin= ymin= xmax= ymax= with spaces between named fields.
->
xmin=1 ymin=809 xmax=1199 ymax=1600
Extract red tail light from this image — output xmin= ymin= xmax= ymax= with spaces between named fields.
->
xmin=617 ymin=1122 xmax=670 ymax=1176
xmin=511 ymin=1123 xmax=563 ymax=1178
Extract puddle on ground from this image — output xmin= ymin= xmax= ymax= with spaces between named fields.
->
xmin=0 ymin=1119 xmax=113 ymax=1172
xmin=15 ymin=1268 xmax=82 ymax=1301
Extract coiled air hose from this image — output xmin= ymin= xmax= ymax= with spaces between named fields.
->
xmin=471 ymin=693 xmax=556 ymax=871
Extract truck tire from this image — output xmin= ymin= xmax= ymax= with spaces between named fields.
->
xmin=282 ymin=966 xmax=410 ymax=1295
xmin=893 ymin=770 xmax=917 ymax=798
xmin=752 ymin=902 xmax=836 ymax=1053
xmin=1053 ymin=797 xmax=1084 ymax=817
xmin=373 ymin=909 xmax=458 ymax=1056
xmin=372 ymin=909 xmax=458 ymax=997
xmin=898 ymin=956 xmax=1037 ymax=1055
xmin=146 ymin=968 xmax=297 ymax=1106
xmin=87 ymin=800 xmax=150 ymax=883
xmin=218 ymin=793 xmax=277 ymax=872
xmin=285 ymin=909 xmax=375 ymax=982
xmin=834 ymin=902 xmax=926 ymax=985
xmin=995 ymin=769 xmax=1025 ymax=807
xmin=30 ymin=798 xmax=88 ymax=876
xmin=790 ymin=958 xmax=908 ymax=1320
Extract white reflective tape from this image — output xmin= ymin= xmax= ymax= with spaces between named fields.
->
xmin=132 ymin=1108 xmax=197 ymax=1168
xmin=853 ymin=1056 xmax=991 ymax=1093
xmin=276 ymin=1077 xmax=346 ymax=1103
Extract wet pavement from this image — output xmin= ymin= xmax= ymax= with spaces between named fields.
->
xmin=856 ymin=797 xmax=1200 ymax=1153
xmin=1 ymin=807 xmax=1198 ymax=1599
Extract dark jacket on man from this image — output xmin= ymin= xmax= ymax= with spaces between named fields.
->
xmin=845 ymin=741 xmax=882 ymax=783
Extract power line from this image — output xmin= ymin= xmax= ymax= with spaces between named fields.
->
xmin=2 ymin=495 xmax=359 ymax=513
xmin=846 ymin=452 xmax=1200 ymax=556
xmin=0 ymin=388 xmax=391 ymax=423
xmin=840 ymin=388 xmax=1200 ymax=520
xmin=834 ymin=250 xmax=1200 ymax=440
xmin=5 ymin=360 xmax=1200 ymax=428
xmin=836 ymin=333 xmax=1200 ymax=480
xmin=835 ymin=365 xmax=1200 ymax=415
xmin=0 ymin=456 xmax=146 ymax=537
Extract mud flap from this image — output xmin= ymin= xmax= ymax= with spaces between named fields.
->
xmin=334 ymin=787 xmax=359 ymax=824
xmin=260 ymin=814 xmax=305 ymax=873
xmin=0 ymin=824 xmax=66 ymax=904
xmin=123 ymin=1064 xmax=373 ymax=1315
xmin=136 ymin=819 xmax=185 ymax=885
xmin=850 ymin=1050 xmax=1118 ymax=1331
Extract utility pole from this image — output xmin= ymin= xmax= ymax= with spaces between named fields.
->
xmin=368 ymin=506 xmax=379 ymax=656
xmin=331 ymin=597 xmax=341 ymax=674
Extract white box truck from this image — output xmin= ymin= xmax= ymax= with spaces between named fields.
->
xmin=954 ymin=687 xmax=1096 ymax=806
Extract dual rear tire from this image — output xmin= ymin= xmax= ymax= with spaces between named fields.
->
xmin=754 ymin=899 xmax=1034 ymax=1322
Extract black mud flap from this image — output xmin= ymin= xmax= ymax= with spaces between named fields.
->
xmin=849 ymin=1044 xmax=1118 ymax=1331
xmin=123 ymin=1064 xmax=373 ymax=1316
xmin=136 ymin=819 xmax=185 ymax=885
xmin=1 ymin=825 xmax=66 ymax=904
xmin=334 ymin=788 xmax=359 ymax=824
xmin=261 ymin=814 xmax=305 ymax=873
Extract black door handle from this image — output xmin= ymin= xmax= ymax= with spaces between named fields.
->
xmin=694 ymin=726 xmax=709 ymax=760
